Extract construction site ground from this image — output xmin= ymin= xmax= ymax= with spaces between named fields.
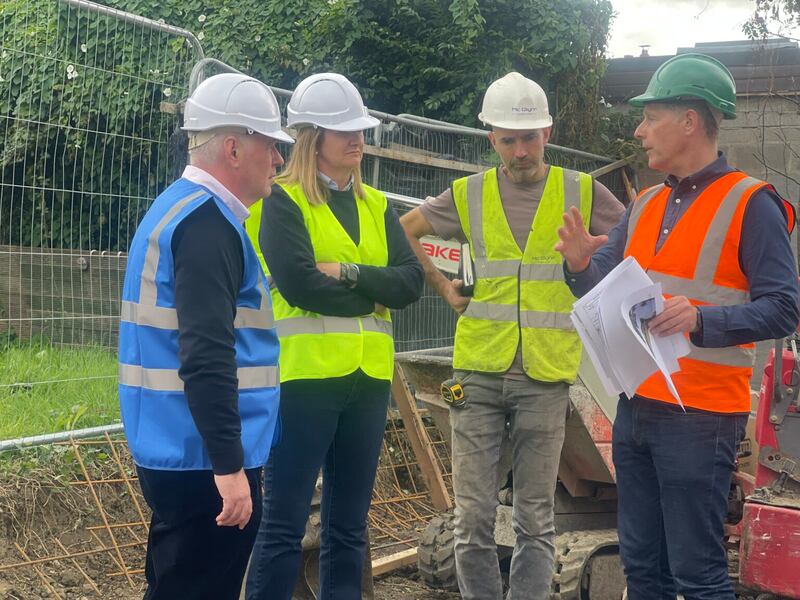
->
xmin=0 ymin=442 xmax=766 ymax=600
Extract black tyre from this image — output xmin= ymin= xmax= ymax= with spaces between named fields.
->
xmin=417 ymin=513 xmax=458 ymax=591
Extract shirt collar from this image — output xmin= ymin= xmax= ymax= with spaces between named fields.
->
xmin=181 ymin=165 xmax=250 ymax=223
xmin=664 ymin=152 xmax=733 ymax=190
xmin=317 ymin=170 xmax=353 ymax=192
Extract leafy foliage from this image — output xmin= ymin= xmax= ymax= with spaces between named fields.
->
xmin=743 ymin=0 xmax=800 ymax=38
xmin=2 ymin=0 xmax=614 ymax=251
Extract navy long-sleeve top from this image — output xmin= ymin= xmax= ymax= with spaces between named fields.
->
xmin=259 ymin=184 xmax=423 ymax=316
xmin=565 ymin=154 xmax=799 ymax=349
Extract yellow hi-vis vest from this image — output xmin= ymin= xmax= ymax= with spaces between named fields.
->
xmin=452 ymin=166 xmax=592 ymax=383
xmin=244 ymin=182 xmax=394 ymax=382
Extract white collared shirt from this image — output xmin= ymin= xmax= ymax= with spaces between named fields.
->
xmin=317 ymin=170 xmax=353 ymax=192
xmin=181 ymin=165 xmax=250 ymax=224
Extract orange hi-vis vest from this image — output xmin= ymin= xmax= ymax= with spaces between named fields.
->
xmin=624 ymin=171 xmax=795 ymax=413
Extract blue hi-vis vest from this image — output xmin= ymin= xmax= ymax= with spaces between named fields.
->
xmin=118 ymin=178 xmax=280 ymax=471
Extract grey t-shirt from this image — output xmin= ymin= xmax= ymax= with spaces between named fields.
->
xmin=420 ymin=165 xmax=625 ymax=380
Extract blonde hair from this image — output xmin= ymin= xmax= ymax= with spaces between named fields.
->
xmin=276 ymin=126 xmax=368 ymax=205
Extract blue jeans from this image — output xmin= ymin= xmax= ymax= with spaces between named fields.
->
xmin=613 ymin=396 xmax=747 ymax=600
xmin=245 ymin=369 xmax=390 ymax=600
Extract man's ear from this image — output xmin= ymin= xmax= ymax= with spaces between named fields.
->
xmin=541 ymin=126 xmax=552 ymax=144
xmin=222 ymin=135 xmax=240 ymax=163
xmin=684 ymin=109 xmax=702 ymax=136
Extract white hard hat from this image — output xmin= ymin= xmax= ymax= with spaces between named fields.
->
xmin=478 ymin=72 xmax=552 ymax=130
xmin=182 ymin=73 xmax=294 ymax=143
xmin=287 ymin=73 xmax=380 ymax=131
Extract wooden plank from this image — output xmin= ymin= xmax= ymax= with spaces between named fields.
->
xmin=621 ymin=169 xmax=637 ymax=206
xmin=589 ymin=156 xmax=632 ymax=179
xmin=371 ymin=548 xmax=418 ymax=577
xmin=391 ymin=362 xmax=452 ymax=511
xmin=364 ymin=144 xmax=485 ymax=174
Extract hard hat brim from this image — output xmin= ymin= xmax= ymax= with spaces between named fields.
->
xmin=181 ymin=124 xmax=295 ymax=144
xmin=478 ymin=113 xmax=553 ymax=130
xmin=321 ymin=114 xmax=381 ymax=132
xmin=628 ymin=92 xmax=736 ymax=119
xmin=263 ymin=128 xmax=296 ymax=143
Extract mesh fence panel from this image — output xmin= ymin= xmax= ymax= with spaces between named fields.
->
xmin=2 ymin=15 xmax=626 ymax=438
xmin=1 ymin=0 xmax=199 ymax=349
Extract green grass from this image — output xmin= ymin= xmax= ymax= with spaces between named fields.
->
xmin=0 ymin=340 xmax=119 ymax=440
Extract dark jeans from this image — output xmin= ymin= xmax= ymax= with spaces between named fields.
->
xmin=245 ymin=369 xmax=390 ymax=600
xmin=613 ymin=396 xmax=747 ymax=600
xmin=136 ymin=466 xmax=262 ymax=600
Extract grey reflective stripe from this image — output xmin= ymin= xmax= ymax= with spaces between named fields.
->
xmin=463 ymin=301 xmax=517 ymax=321
xmin=233 ymin=277 xmax=274 ymax=329
xmin=649 ymin=272 xmax=749 ymax=305
xmin=276 ymin=315 xmax=392 ymax=337
xmin=362 ymin=316 xmax=393 ymax=336
xmin=276 ymin=316 xmax=360 ymax=336
xmin=476 ymin=260 xmax=563 ymax=281
xmin=520 ymin=310 xmax=574 ymax=331
xmin=233 ymin=307 xmax=274 ymax=329
xmin=466 ymin=172 xmax=487 ymax=258
xmin=119 ymin=364 xmax=278 ymax=391
xmin=140 ymin=190 xmax=207 ymax=305
xmin=625 ymin=185 xmax=665 ymax=252
xmin=237 ymin=366 xmax=281 ymax=389
xmin=519 ymin=263 xmax=564 ymax=282
xmin=695 ymin=176 xmax=762 ymax=284
xmin=120 ymin=301 xmax=178 ymax=329
xmin=462 ymin=301 xmax=573 ymax=330
xmin=562 ymin=169 xmax=581 ymax=212
xmin=121 ymin=300 xmax=274 ymax=330
xmin=475 ymin=258 xmax=519 ymax=278
xmin=688 ymin=345 xmax=755 ymax=368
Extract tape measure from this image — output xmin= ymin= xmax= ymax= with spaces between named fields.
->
xmin=441 ymin=378 xmax=466 ymax=408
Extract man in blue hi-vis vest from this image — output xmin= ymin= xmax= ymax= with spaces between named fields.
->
xmin=119 ymin=73 xmax=294 ymax=600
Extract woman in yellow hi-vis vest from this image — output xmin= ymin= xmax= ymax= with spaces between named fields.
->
xmin=244 ymin=73 xmax=423 ymax=600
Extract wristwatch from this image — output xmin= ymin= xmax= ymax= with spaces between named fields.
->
xmin=340 ymin=262 xmax=360 ymax=288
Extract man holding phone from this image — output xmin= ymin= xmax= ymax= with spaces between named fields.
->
xmin=400 ymin=72 xmax=623 ymax=599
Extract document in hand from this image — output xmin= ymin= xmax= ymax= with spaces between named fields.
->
xmin=570 ymin=256 xmax=690 ymax=407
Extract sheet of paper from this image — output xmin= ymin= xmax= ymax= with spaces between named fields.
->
xmin=571 ymin=311 xmax=620 ymax=397
xmin=619 ymin=283 xmax=689 ymax=407
xmin=571 ymin=256 xmax=691 ymax=409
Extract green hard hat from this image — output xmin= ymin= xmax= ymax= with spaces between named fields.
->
xmin=629 ymin=53 xmax=737 ymax=119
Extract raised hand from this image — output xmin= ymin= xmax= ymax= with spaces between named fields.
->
xmin=554 ymin=206 xmax=608 ymax=273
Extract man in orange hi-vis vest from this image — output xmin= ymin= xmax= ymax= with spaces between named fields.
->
xmin=556 ymin=53 xmax=799 ymax=600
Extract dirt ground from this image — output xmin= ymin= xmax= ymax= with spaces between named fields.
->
xmin=0 ymin=449 xmax=775 ymax=600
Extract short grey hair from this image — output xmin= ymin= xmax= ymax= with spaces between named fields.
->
xmin=664 ymin=100 xmax=723 ymax=140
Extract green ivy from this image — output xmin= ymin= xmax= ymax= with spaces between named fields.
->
xmin=2 ymin=0 xmax=615 ymax=252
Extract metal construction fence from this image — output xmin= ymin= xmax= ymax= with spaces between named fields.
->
xmin=1 ymin=0 xmax=632 ymax=442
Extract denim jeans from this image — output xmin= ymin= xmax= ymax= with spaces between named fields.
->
xmin=449 ymin=371 xmax=569 ymax=600
xmin=245 ymin=369 xmax=390 ymax=600
xmin=613 ymin=395 xmax=747 ymax=600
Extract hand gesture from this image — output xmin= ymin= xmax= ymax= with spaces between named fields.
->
xmin=555 ymin=206 xmax=608 ymax=273
xmin=214 ymin=469 xmax=253 ymax=530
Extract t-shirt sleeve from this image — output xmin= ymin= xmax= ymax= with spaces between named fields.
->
xmin=588 ymin=179 xmax=626 ymax=236
xmin=418 ymin=188 xmax=467 ymax=243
